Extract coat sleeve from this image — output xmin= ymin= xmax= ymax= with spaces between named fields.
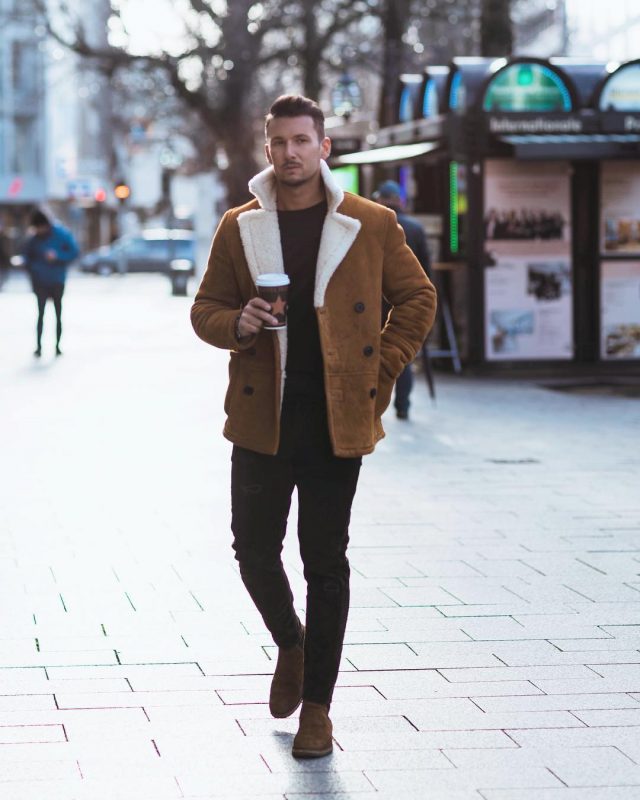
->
xmin=378 ymin=210 xmax=437 ymax=401
xmin=190 ymin=212 xmax=257 ymax=351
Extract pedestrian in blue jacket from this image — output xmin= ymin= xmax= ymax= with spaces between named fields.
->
xmin=23 ymin=209 xmax=79 ymax=357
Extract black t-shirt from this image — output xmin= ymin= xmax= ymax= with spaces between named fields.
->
xmin=278 ymin=199 xmax=327 ymax=399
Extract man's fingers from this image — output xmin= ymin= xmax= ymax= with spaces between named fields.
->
xmin=247 ymin=297 xmax=273 ymax=312
xmin=238 ymin=302 xmax=279 ymax=337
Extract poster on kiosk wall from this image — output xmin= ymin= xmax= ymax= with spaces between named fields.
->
xmin=601 ymin=261 xmax=640 ymax=359
xmin=483 ymin=160 xmax=573 ymax=360
xmin=601 ymin=162 xmax=640 ymax=256
xmin=600 ymin=162 xmax=640 ymax=360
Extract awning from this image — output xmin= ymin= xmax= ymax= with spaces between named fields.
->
xmin=332 ymin=141 xmax=440 ymax=165
xmin=497 ymin=133 xmax=640 ymax=159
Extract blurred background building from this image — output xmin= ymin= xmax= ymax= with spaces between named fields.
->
xmin=0 ymin=0 xmax=115 ymax=257
xmin=0 ymin=0 xmax=47 ymax=257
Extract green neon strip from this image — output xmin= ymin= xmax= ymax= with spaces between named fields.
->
xmin=450 ymin=161 xmax=459 ymax=254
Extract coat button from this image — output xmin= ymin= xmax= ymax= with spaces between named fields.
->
xmin=354 ymin=302 xmax=365 ymax=313
xmin=243 ymin=386 xmax=254 ymax=395
xmin=369 ymin=388 xmax=377 ymax=398
xmin=247 ymin=347 xmax=257 ymax=356
xmin=363 ymin=345 xmax=374 ymax=357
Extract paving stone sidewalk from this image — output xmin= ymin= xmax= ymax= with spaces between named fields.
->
xmin=1 ymin=271 xmax=640 ymax=800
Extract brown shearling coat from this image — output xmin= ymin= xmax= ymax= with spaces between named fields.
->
xmin=191 ymin=161 xmax=437 ymax=457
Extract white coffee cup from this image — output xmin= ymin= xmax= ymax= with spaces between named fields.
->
xmin=256 ymin=273 xmax=290 ymax=329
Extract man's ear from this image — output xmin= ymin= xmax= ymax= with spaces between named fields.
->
xmin=264 ymin=143 xmax=273 ymax=164
xmin=321 ymin=136 xmax=331 ymax=160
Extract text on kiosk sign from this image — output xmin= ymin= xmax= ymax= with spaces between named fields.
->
xmin=489 ymin=116 xmax=584 ymax=134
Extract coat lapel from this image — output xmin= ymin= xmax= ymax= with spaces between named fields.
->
xmin=314 ymin=161 xmax=361 ymax=307
xmin=238 ymin=167 xmax=287 ymax=404
xmin=237 ymin=166 xmax=283 ymax=284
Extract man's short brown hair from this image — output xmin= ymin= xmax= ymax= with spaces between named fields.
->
xmin=265 ymin=95 xmax=325 ymax=142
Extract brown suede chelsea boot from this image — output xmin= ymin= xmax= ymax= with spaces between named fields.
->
xmin=269 ymin=626 xmax=304 ymax=718
xmin=292 ymin=701 xmax=333 ymax=758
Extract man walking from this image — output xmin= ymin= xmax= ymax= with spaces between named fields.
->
xmin=374 ymin=180 xmax=432 ymax=420
xmin=191 ymin=95 xmax=436 ymax=758
xmin=23 ymin=209 xmax=79 ymax=357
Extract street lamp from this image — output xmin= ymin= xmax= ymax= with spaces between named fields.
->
xmin=331 ymin=73 xmax=363 ymax=120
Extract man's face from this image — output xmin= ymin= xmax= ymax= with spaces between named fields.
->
xmin=265 ymin=115 xmax=331 ymax=188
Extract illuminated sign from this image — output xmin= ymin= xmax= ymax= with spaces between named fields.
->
xmin=330 ymin=165 xmax=359 ymax=195
xmin=449 ymin=72 xmax=465 ymax=111
xmin=398 ymin=77 xmax=422 ymax=123
xmin=600 ymin=63 xmax=640 ymax=112
xmin=422 ymin=79 xmax=439 ymax=118
xmin=483 ymin=63 xmax=572 ymax=113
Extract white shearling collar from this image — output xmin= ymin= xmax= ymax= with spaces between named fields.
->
xmin=247 ymin=159 xmax=345 ymax=213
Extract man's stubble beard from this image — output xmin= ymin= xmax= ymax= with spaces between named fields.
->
xmin=276 ymin=171 xmax=311 ymax=188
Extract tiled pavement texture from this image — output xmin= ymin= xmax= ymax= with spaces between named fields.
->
xmin=1 ymin=271 xmax=640 ymax=799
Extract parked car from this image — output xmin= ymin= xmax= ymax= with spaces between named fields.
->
xmin=80 ymin=229 xmax=195 ymax=276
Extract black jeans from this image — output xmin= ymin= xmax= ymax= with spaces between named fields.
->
xmin=231 ymin=393 xmax=361 ymax=706
xmin=33 ymin=281 xmax=64 ymax=349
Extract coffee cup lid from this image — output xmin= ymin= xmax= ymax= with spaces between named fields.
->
xmin=256 ymin=273 xmax=290 ymax=287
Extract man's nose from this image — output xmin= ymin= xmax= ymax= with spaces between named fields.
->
xmin=284 ymin=141 xmax=296 ymax=157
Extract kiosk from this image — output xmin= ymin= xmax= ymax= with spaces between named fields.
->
xmin=334 ymin=57 xmax=640 ymax=371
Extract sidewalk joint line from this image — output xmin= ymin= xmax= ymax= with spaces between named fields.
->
xmin=575 ymin=557 xmax=607 ymax=575
xmin=362 ymin=770 xmax=377 ymax=790
xmin=259 ymin=753 xmax=273 ymax=773
xmin=547 ymin=767 xmax=569 ymax=787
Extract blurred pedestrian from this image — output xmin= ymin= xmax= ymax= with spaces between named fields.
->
xmin=192 ymin=95 xmax=436 ymax=759
xmin=0 ymin=225 xmax=9 ymax=289
xmin=374 ymin=180 xmax=432 ymax=420
xmin=23 ymin=209 xmax=79 ymax=357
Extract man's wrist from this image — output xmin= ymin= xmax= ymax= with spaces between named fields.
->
xmin=234 ymin=314 xmax=249 ymax=342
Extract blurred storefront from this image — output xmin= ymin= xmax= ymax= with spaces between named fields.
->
xmin=0 ymin=0 xmax=115 ymax=260
xmin=332 ymin=57 xmax=640 ymax=373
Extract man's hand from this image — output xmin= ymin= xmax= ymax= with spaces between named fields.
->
xmin=237 ymin=297 xmax=279 ymax=338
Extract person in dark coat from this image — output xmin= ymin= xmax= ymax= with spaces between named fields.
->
xmin=0 ymin=226 xmax=9 ymax=289
xmin=374 ymin=180 xmax=432 ymax=419
xmin=23 ymin=209 xmax=79 ymax=357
